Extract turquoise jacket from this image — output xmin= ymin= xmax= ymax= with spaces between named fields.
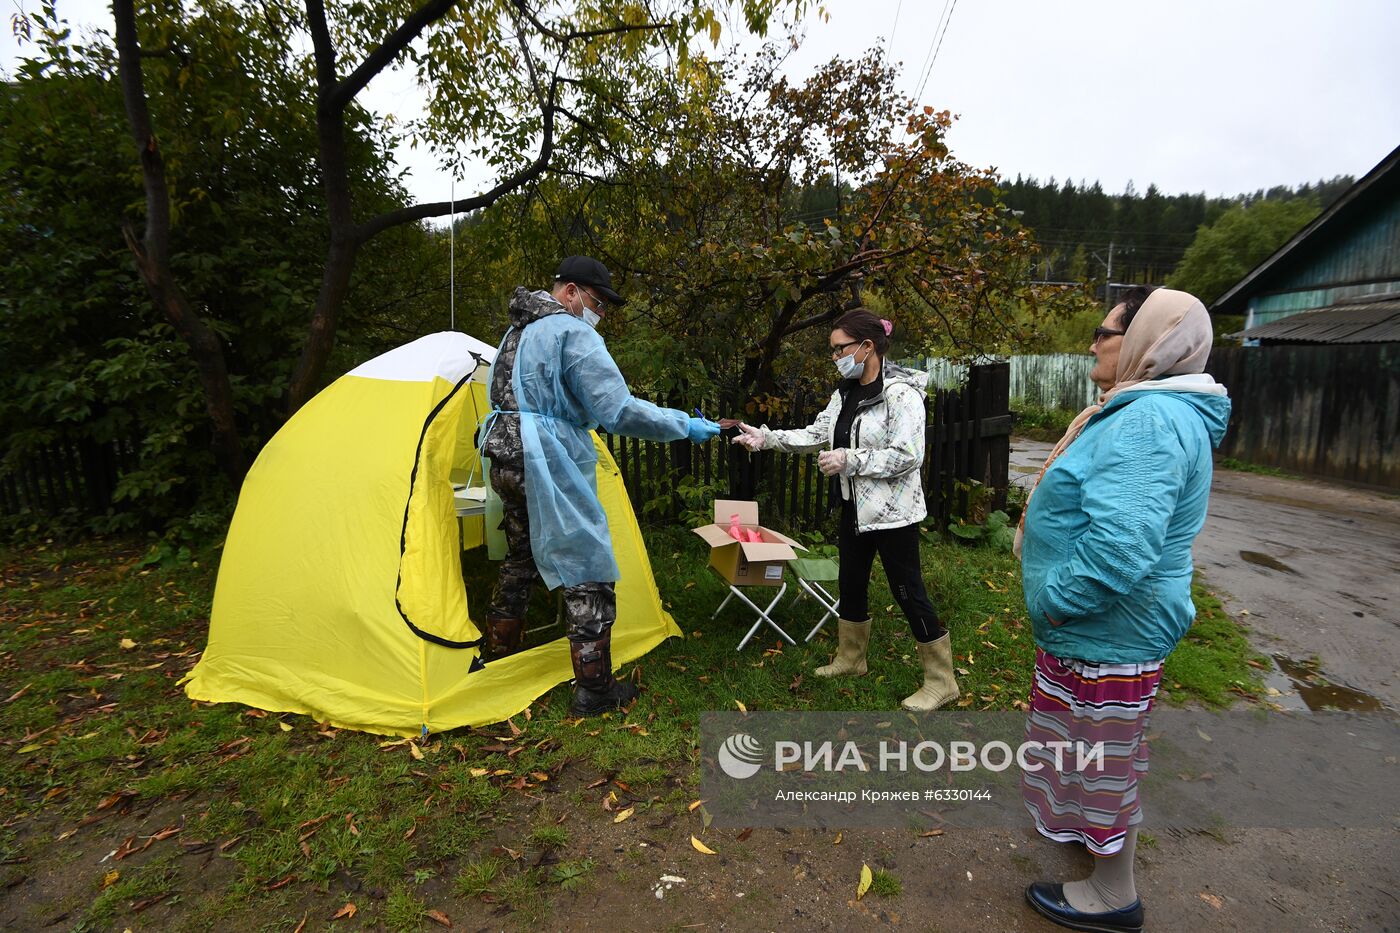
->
xmin=1020 ymin=377 xmax=1231 ymax=664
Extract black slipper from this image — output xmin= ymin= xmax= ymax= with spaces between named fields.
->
xmin=1025 ymin=882 xmax=1144 ymax=933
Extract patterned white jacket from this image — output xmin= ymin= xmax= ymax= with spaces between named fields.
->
xmin=758 ymin=362 xmax=929 ymax=533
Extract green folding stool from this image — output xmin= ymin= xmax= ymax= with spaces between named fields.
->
xmin=787 ymin=556 xmax=840 ymax=643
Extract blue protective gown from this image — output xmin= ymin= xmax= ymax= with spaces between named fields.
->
xmin=503 ymin=307 xmax=689 ymax=589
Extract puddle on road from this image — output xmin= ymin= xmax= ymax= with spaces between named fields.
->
xmin=1010 ymin=465 xmax=1040 ymax=474
xmin=1239 ymin=550 xmax=1300 ymax=575
xmin=1271 ymin=655 xmax=1384 ymax=712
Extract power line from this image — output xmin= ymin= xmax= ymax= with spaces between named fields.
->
xmin=912 ymin=0 xmax=951 ymax=101
xmin=886 ymin=0 xmax=904 ymax=55
xmin=914 ymin=0 xmax=958 ymax=103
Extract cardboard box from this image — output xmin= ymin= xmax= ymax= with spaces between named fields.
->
xmin=692 ymin=499 xmax=805 ymax=587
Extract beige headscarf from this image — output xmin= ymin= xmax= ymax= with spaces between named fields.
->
xmin=1013 ymin=288 xmax=1213 ymax=557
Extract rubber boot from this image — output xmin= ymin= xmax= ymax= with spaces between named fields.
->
xmin=484 ymin=613 xmax=524 ymax=660
xmin=901 ymin=632 xmax=959 ymax=711
xmin=569 ymin=633 xmax=638 ymax=716
xmin=814 ymin=620 xmax=870 ymax=677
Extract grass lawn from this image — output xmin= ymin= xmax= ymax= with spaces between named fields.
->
xmin=0 ymin=527 xmax=1262 ymax=930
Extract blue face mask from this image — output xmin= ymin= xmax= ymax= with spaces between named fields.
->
xmin=834 ymin=343 xmax=869 ymax=379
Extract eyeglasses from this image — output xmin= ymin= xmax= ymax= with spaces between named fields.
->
xmin=1092 ymin=326 xmax=1126 ymax=343
xmin=830 ymin=339 xmax=863 ymax=358
xmin=580 ymin=286 xmax=607 ymax=313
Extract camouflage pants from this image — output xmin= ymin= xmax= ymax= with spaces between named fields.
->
xmin=488 ymin=461 xmax=616 ymax=642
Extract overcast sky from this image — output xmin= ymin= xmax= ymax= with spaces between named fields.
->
xmin=5 ymin=0 xmax=1397 ymax=210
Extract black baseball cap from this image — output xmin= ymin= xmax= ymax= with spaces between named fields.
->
xmin=554 ymin=255 xmax=626 ymax=307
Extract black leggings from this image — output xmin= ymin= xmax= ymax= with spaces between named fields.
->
xmin=838 ymin=503 xmax=945 ymax=642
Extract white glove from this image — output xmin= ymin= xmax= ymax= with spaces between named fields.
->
xmin=817 ymin=449 xmax=847 ymax=476
xmin=732 ymin=423 xmax=765 ymax=452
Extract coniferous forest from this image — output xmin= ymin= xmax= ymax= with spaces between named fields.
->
xmin=997 ymin=174 xmax=1355 ymax=286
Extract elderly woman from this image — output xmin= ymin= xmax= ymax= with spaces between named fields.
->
xmin=1016 ymin=287 xmax=1231 ymax=933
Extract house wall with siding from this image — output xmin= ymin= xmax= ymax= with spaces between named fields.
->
xmin=1247 ymin=195 xmax=1400 ymax=329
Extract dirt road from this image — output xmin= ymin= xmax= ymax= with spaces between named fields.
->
xmin=1009 ymin=438 xmax=1400 ymax=712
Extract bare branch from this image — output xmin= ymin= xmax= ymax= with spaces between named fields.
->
xmin=354 ymin=78 xmax=560 ymax=242
xmin=327 ymin=0 xmax=459 ymax=113
xmin=138 ymin=43 xmax=190 ymax=65
xmin=510 ymin=0 xmax=669 ymax=44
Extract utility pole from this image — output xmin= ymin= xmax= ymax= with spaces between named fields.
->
xmin=1104 ymin=239 xmax=1114 ymax=310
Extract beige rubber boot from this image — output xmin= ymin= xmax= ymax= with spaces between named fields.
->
xmin=901 ymin=633 xmax=959 ymax=711
xmin=814 ymin=620 xmax=870 ymax=677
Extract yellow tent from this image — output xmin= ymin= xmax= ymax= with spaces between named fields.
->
xmin=183 ymin=332 xmax=682 ymax=736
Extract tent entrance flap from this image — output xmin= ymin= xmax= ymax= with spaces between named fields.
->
xmin=396 ymin=371 xmax=482 ymax=648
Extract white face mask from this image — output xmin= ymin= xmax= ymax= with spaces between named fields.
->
xmin=834 ymin=344 xmax=868 ymax=379
xmin=581 ymin=307 xmax=601 ymax=329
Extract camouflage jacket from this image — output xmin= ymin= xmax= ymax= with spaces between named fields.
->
xmin=481 ymin=287 xmax=571 ymax=466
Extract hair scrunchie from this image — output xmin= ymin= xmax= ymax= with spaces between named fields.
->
xmin=880 ymin=319 xmax=893 ymax=336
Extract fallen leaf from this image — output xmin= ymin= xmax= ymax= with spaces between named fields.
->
xmin=5 ymin=683 xmax=32 ymax=703
xmin=119 ymin=638 xmax=137 ymax=650
xmin=95 ymin=790 xmax=132 ymax=812
xmin=330 ymin=902 xmax=357 ymax=920
xmin=1196 ymin=728 xmax=1212 ymax=743
xmin=113 ymin=835 xmax=138 ymax=860
xmin=690 ymin=835 xmax=716 ymax=855
xmin=737 ymin=827 xmax=753 ymax=842
xmin=132 ymin=893 xmax=170 ymax=913
xmin=857 ymin=863 xmax=873 ymax=899
xmin=291 ymin=913 xmax=307 ymax=933
xmin=919 ymin=829 xmax=945 ymax=838
xmin=735 ymin=699 xmax=747 ymax=712
xmin=279 ymin=722 xmax=292 ymax=732
xmin=103 ymin=870 xmax=120 ymax=887
xmin=614 ymin=806 xmax=635 ymax=824
xmin=833 ymin=832 xmax=842 ymax=845
xmin=409 ymin=742 xmax=424 ymax=761
xmin=1199 ymin=892 xmax=1224 ymax=910
xmin=426 ymin=909 xmax=452 ymax=927
xmin=687 ymin=799 xmax=706 ymax=812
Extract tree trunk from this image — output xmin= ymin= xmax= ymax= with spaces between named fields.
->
xmin=113 ymin=0 xmax=247 ymax=484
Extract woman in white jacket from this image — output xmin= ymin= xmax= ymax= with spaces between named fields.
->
xmin=733 ymin=309 xmax=958 ymax=711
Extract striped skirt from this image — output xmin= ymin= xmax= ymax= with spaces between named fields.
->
xmin=1020 ymin=647 xmax=1163 ymax=856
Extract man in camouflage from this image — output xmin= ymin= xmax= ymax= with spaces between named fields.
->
xmin=480 ymin=256 xmax=719 ymax=716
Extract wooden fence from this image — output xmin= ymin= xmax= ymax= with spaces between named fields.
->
xmin=0 ymin=434 xmax=140 ymax=518
xmin=1205 ymin=343 xmax=1399 ymax=488
xmin=3 ymin=364 xmax=1014 ymax=533
xmin=914 ymin=354 xmax=1097 ymax=411
xmin=603 ymin=362 xmax=1012 ymax=534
